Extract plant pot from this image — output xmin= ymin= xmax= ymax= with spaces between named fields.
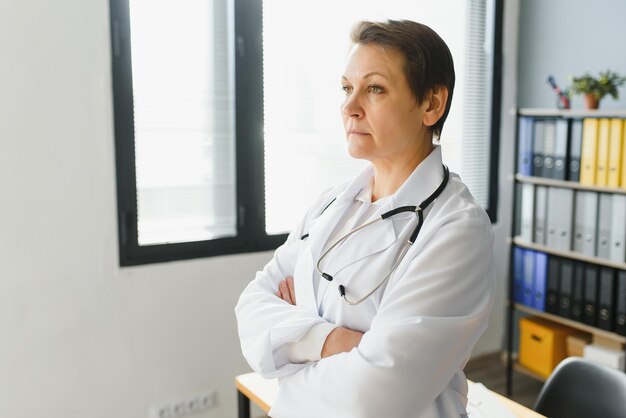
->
xmin=584 ymin=94 xmax=599 ymax=109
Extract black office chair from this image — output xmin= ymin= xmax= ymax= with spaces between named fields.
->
xmin=533 ymin=357 xmax=626 ymax=418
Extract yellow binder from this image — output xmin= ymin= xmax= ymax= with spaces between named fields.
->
xmin=621 ymin=120 xmax=626 ymax=189
xmin=595 ymin=119 xmax=611 ymax=187
xmin=580 ymin=118 xmax=599 ymax=185
xmin=608 ymin=119 xmax=624 ymax=188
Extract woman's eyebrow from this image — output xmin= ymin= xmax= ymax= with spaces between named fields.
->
xmin=341 ymin=71 xmax=390 ymax=81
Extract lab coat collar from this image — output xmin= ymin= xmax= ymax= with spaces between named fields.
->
xmin=332 ymin=164 xmax=376 ymax=205
xmin=339 ymin=145 xmax=445 ymax=213
xmin=305 ymin=146 xmax=444 ymax=272
xmin=305 ymin=165 xmax=386 ymax=266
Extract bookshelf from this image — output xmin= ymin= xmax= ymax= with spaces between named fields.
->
xmin=518 ymin=108 xmax=626 ymax=118
xmin=516 ymin=174 xmax=626 ymax=195
xmin=506 ymin=108 xmax=626 ymax=395
xmin=513 ymin=237 xmax=626 ymax=271
xmin=515 ymin=303 xmax=626 ymax=344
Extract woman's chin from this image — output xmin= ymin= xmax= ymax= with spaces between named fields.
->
xmin=346 ymin=140 xmax=372 ymax=160
xmin=347 ymin=145 xmax=370 ymax=160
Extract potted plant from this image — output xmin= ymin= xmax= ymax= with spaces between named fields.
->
xmin=569 ymin=70 xmax=626 ymax=109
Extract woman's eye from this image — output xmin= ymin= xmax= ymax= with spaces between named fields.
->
xmin=368 ymin=85 xmax=384 ymax=94
xmin=342 ymin=85 xmax=352 ymax=94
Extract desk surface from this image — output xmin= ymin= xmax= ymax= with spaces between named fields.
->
xmin=235 ymin=372 xmax=546 ymax=418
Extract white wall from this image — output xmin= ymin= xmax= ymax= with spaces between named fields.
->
xmin=472 ymin=0 xmax=520 ymax=359
xmin=0 ymin=0 xmax=516 ymax=417
xmin=518 ymin=0 xmax=626 ymax=110
xmin=0 ymin=1 xmax=265 ymax=417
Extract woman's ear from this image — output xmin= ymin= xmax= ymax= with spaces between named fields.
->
xmin=422 ymin=86 xmax=448 ymax=127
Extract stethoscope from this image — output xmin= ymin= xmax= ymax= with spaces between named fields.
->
xmin=313 ymin=164 xmax=450 ymax=305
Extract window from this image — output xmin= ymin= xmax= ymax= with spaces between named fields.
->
xmin=110 ymin=0 xmax=502 ymax=265
xmin=263 ymin=0 xmax=502 ymax=234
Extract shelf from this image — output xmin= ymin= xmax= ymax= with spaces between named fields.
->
xmin=514 ymin=174 xmax=626 ymax=195
xmin=513 ymin=362 xmax=547 ymax=382
xmin=508 ymin=109 xmax=626 ymax=395
xmin=514 ymin=303 xmax=626 ymax=344
xmin=512 ymin=237 xmax=626 ymax=271
xmin=518 ymin=108 xmax=626 ymax=118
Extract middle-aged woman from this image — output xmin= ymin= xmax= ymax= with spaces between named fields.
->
xmin=236 ymin=19 xmax=495 ymax=418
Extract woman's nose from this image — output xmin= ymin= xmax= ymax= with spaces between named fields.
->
xmin=342 ymin=93 xmax=363 ymax=118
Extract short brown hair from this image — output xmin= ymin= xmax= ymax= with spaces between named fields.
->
xmin=350 ymin=20 xmax=455 ymax=140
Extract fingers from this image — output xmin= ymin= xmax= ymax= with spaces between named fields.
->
xmin=278 ymin=279 xmax=293 ymax=305
xmin=275 ymin=277 xmax=296 ymax=305
xmin=286 ymin=276 xmax=296 ymax=305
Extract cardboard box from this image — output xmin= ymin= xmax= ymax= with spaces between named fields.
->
xmin=584 ymin=343 xmax=626 ymax=370
xmin=566 ymin=333 xmax=592 ymax=357
xmin=519 ymin=317 xmax=577 ymax=378
xmin=592 ymin=334 xmax=625 ymax=351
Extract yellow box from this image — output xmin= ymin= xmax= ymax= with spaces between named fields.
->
xmin=519 ymin=317 xmax=577 ymax=378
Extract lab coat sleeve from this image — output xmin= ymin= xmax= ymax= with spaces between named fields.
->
xmin=269 ymin=214 xmax=495 ymax=418
xmin=287 ymin=321 xmax=338 ymax=363
xmin=235 ymin=190 xmax=337 ymax=378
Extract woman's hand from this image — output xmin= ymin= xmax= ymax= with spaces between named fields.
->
xmin=275 ymin=276 xmax=363 ymax=358
xmin=275 ymin=276 xmax=296 ymax=305
xmin=321 ymin=327 xmax=364 ymax=358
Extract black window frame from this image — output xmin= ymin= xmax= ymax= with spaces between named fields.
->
xmin=109 ymin=0 xmax=503 ymax=266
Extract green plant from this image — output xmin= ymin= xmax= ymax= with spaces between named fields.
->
xmin=569 ymin=70 xmax=626 ymax=101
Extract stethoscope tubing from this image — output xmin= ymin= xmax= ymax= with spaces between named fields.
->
xmin=314 ymin=164 xmax=449 ymax=305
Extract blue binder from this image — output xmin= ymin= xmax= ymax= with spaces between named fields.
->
xmin=513 ymin=247 xmax=525 ymax=303
xmin=533 ymin=251 xmax=548 ymax=311
xmin=522 ymin=249 xmax=536 ymax=307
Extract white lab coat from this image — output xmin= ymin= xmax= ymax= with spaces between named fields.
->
xmin=235 ymin=146 xmax=495 ymax=418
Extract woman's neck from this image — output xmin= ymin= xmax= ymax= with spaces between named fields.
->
xmin=371 ymin=143 xmax=435 ymax=202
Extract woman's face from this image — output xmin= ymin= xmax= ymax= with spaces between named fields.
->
xmin=341 ymin=43 xmax=431 ymax=164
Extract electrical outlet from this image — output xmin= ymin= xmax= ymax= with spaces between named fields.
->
xmin=149 ymin=404 xmax=173 ymax=418
xmin=199 ymin=390 xmax=216 ymax=410
xmin=149 ymin=390 xmax=216 ymax=418
xmin=172 ymin=400 xmax=190 ymax=417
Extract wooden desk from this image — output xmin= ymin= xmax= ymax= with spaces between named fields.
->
xmin=235 ymin=372 xmax=546 ymax=418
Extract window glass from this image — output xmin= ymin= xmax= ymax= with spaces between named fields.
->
xmin=263 ymin=0 xmax=492 ymax=234
xmin=129 ymin=0 xmax=236 ymax=245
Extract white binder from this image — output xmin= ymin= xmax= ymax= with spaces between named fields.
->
xmin=596 ymin=193 xmax=612 ymax=259
xmin=553 ymin=119 xmax=568 ymax=180
xmin=542 ymin=120 xmax=556 ymax=178
xmin=610 ymin=194 xmax=626 ymax=263
xmin=546 ymin=187 xmax=574 ymax=250
xmin=520 ymin=183 xmax=534 ymax=242
xmin=534 ymin=186 xmax=547 ymax=245
xmin=573 ymin=191 xmax=598 ymax=256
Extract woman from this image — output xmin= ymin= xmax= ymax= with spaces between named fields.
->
xmin=235 ymin=20 xmax=494 ymax=418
